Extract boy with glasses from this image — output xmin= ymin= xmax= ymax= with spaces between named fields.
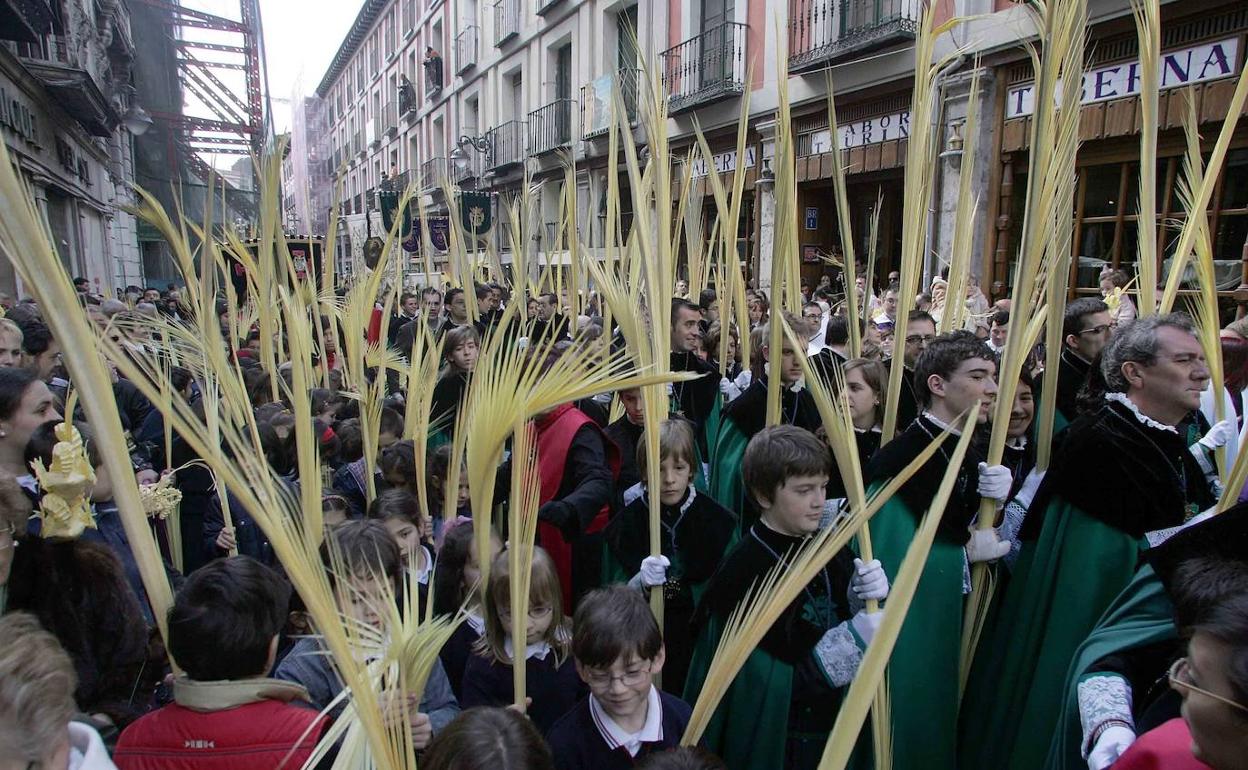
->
xmin=546 ymin=585 xmax=691 ymax=769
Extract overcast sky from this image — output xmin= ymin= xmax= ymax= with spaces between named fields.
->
xmin=259 ymin=0 xmax=361 ymax=131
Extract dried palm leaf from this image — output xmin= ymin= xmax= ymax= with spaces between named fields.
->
xmin=0 ymin=139 xmax=176 ymax=642
xmin=818 ymin=406 xmax=981 ymax=769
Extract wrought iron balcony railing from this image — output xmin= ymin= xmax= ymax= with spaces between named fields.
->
xmin=421 ymin=157 xmax=450 ymax=191
xmin=528 ymin=99 xmax=574 ymax=156
xmin=660 ymin=22 xmax=747 ymax=115
xmin=456 ymin=26 xmax=479 ymax=73
xmin=580 ymin=68 xmax=640 ymax=139
xmin=485 ymin=120 xmax=527 ymax=169
xmin=789 ymin=0 xmax=917 ymax=67
xmin=494 ymin=0 xmax=521 ymax=46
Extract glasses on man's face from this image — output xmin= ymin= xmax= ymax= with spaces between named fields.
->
xmin=583 ymin=663 xmax=653 ymax=689
xmin=1169 ymin=657 xmax=1248 ymax=713
xmin=905 ymin=334 xmax=935 ymax=346
xmin=1078 ymin=324 xmax=1112 ymax=337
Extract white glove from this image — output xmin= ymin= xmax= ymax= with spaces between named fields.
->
xmin=977 ymin=462 xmax=1014 ymax=502
xmin=1197 ymin=419 xmax=1236 ymax=451
xmin=628 ymin=555 xmax=670 ymax=591
xmin=849 ymin=610 xmax=883 ymax=646
xmin=850 ymin=558 xmax=889 ymax=602
xmin=719 ymin=377 xmax=741 ymax=401
xmin=966 ymin=527 xmax=1011 ymax=563
xmin=1086 ymin=725 xmax=1135 ymax=770
xmin=734 ymin=369 xmax=752 ymax=391
xmin=1014 ymin=468 xmax=1047 ymax=510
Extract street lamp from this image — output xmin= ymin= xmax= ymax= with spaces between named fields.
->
xmin=451 ymin=134 xmax=491 ymax=174
xmin=118 ymin=85 xmax=153 ymax=136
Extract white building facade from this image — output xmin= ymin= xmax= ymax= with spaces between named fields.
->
xmin=1 ymin=0 xmax=147 ymax=298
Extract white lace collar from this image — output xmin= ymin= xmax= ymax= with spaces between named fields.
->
xmin=922 ymin=411 xmax=962 ymax=436
xmin=1104 ymin=392 xmax=1178 ymax=434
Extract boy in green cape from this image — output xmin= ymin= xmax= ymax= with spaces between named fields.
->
xmin=863 ymin=330 xmax=1014 ymax=770
xmin=685 ymin=425 xmax=889 ymax=770
xmin=708 ymin=315 xmax=819 ymax=525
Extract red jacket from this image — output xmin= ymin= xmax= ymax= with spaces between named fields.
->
xmin=113 ymin=679 xmax=325 ymax=770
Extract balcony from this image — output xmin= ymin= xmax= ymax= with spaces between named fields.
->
xmin=838 ymin=0 xmax=918 ymax=56
xmin=421 ymin=157 xmax=450 ymax=192
xmin=493 ymin=0 xmax=521 ymax=46
xmin=485 ymin=120 xmax=527 ymax=170
xmin=0 ymin=0 xmax=56 ymax=44
xmin=528 ymin=99 xmax=574 ymax=156
xmin=383 ymin=169 xmax=411 ymax=192
xmin=456 ymin=26 xmax=478 ymax=73
xmin=660 ymin=22 xmax=748 ymax=115
xmin=370 ymin=117 xmax=383 ymax=147
xmin=18 ymin=34 xmax=119 ymax=136
xmin=536 ymin=0 xmax=560 ymax=15
xmin=383 ymin=101 xmax=398 ymax=135
xmin=581 ymin=68 xmax=640 ymax=139
xmin=354 ymin=131 xmax=365 ymax=156
xmin=790 ymin=0 xmax=917 ymax=67
xmin=424 ymin=55 xmax=444 ymax=97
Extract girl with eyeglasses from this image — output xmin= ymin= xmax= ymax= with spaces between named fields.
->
xmin=462 ymin=546 xmax=585 ymax=733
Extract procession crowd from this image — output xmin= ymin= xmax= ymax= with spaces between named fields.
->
xmin=0 ymin=272 xmax=1244 ymax=770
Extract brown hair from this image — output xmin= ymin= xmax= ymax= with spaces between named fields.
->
xmin=421 ymin=707 xmax=555 ymax=770
xmin=0 ymin=612 xmax=77 ymax=763
xmin=0 ymin=471 xmax=32 ymax=534
xmin=476 ymin=546 xmax=570 ymax=665
xmin=636 ymin=418 xmax=698 ymax=481
xmin=703 ymin=322 xmax=739 ymax=364
xmin=572 ymin=585 xmax=662 ymax=669
xmin=441 ymin=324 xmax=480 ymax=375
xmin=742 ymin=425 xmax=832 ymax=505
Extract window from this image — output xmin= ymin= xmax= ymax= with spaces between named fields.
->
xmin=555 ymin=43 xmax=572 ymax=101
xmin=1006 ymin=149 xmax=1248 ymax=296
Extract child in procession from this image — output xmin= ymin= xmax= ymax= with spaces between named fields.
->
xmin=461 ymin=546 xmax=585 ymax=732
xmin=433 ymin=519 xmax=503 ymax=699
xmin=685 ymin=425 xmax=890 ymax=770
xmin=546 ymin=585 xmax=693 ymax=769
xmin=274 ymin=520 xmax=459 ymax=746
xmin=603 ymin=418 xmax=737 ymax=694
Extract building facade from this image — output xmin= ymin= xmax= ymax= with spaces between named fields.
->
xmin=307 ymin=0 xmax=1248 ymax=308
xmin=0 ymin=0 xmax=147 ymax=298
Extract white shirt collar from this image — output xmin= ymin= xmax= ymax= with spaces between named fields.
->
xmin=410 ymin=545 xmax=433 ymax=585
xmin=465 ymin=611 xmax=485 ymax=636
xmin=1104 ymin=392 xmax=1178 ymax=434
xmin=589 ymin=685 xmax=663 ymax=756
xmin=1006 ymin=434 xmax=1029 ymax=450
xmin=503 ymin=637 xmax=552 ymax=661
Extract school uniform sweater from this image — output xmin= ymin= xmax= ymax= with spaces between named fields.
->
xmin=546 ymin=689 xmax=693 ymax=770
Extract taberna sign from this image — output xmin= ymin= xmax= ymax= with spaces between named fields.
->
xmin=1006 ymin=37 xmax=1240 ymax=119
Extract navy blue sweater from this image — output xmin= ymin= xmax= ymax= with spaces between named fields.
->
xmin=546 ymin=691 xmax=693 ymax=770
xmin=460 ymin=648 xmax=585 ymax=734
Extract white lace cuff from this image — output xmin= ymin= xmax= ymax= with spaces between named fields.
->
xmin=1078 ymin=674 xmax=1134 ymax=758
xmin=1001 ymin=500 xmax=1027 ymax=568
xmin=813 ymin=621 xmax=864 ymax=688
